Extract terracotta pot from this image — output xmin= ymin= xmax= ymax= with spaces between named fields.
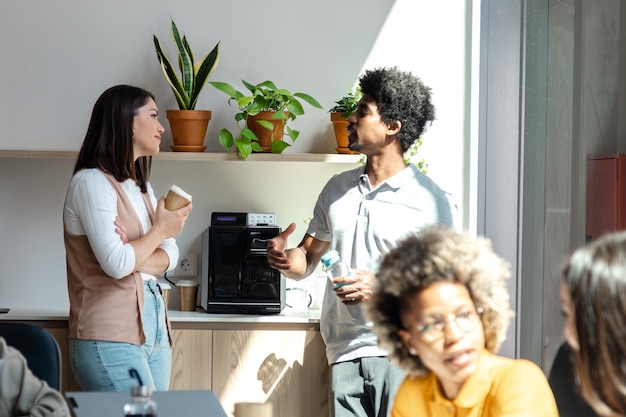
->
xmin=330 ymin=112 xmax=359 ymax=154
xmin=166 ymin=109 xmax=212 ymax=152
xmin=247 ymin=112 xmax=286 ymax=152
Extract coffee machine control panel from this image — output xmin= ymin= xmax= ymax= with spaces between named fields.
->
xmin=211 ymin=212 xmax=276 ymax=227
xmin=247 ymin=213 xmax=276 ymax=226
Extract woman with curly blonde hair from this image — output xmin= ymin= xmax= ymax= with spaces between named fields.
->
xmin=367 ymin=226 xmax=558 ymax=416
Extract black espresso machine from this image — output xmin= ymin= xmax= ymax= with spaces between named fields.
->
xmin=200 ymin=212 xmax=285 ymax=314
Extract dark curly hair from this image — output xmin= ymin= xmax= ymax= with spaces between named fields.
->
xmin=366 ymin=226 xmax=513 ymax=377
xmin=359 ymin=67 xmax=435 ymax=153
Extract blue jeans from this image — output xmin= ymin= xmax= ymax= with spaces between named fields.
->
xmin=69 ymin=280 xmax=172 ymax=391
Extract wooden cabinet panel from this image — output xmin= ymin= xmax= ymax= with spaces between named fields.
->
xmin=169 ymin=329 xmax=213 ymax=390
xmin=212 ymin=330 xmax=329 ymax=417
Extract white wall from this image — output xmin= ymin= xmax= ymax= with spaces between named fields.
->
xmin=0 ymin=0 xmax=470 ymax=310
xmin=0 ymin=157 xmax=359 ymax=310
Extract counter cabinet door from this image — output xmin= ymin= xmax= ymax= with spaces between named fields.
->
xmin=212 ymin=329 xmax=329 ymax=417
xmin=170 ymin=329 xmax=213 ymax=390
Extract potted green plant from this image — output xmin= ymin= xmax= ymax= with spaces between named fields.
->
xmin=209 ymin=79 xmax=323 ymax=160
xmin=328 ymin=88 xmax=362 ymax=154
xmin=153 ymin=19 xmax=220 ymax=152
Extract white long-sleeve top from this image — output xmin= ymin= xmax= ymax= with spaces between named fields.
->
xmin=63 ymin=168 xmax=178 ymax=280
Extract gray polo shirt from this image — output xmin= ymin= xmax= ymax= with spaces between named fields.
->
xmin=306 ymin=164 xmax=455 ymax=364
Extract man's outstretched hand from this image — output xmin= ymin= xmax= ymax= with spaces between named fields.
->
xmin=266 ymin=222 xmax=297 ymax=271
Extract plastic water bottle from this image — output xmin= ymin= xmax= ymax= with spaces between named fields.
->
xmin=321 ymin=249 xmax=353 ymax=288
xmin=123 ymin=385 xmax=157 ymax=417
xmin=124 ymin=369 xmax=157 ymax=417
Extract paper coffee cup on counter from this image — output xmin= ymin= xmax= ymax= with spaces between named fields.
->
xmin=176 ymin=279 xmax=199 ymax=311
xmin=164 ymin=184 xmax=192 ymax=211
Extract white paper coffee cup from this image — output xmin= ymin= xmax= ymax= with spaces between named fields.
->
xmin=164 ymin=184 xmax=192 ymax=211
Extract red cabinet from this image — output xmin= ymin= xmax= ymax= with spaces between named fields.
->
xmin=586 ymin=154 xmax=626 ymax=241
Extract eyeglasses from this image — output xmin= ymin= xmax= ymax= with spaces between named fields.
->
xmin=415 ymin=307 xmax=484 ymax=342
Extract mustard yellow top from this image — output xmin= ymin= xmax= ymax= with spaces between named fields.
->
xmin=392 ymin=350 xmax=559 ymax=417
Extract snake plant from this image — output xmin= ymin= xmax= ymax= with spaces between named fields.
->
xmin=153 ymin=19 xmax=220 ymax=110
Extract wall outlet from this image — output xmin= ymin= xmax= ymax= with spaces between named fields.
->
xmin=174 ymin=252 xmax=198 ymax=277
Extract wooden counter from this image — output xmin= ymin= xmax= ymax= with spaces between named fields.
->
xmin=0 ymin=308 xmax=329 ymax=417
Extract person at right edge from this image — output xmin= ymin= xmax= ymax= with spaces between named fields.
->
xmin=266 ymin=67 xmax=456 ymax=417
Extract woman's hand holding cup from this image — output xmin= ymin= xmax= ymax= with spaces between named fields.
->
xmin=164 ymin=184 xmax=192 ymax=210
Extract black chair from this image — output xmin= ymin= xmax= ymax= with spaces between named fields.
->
xmin=0 ymin=322 xmax=62 ymax=390
xmin=548 ymin=342 xmax=598 ymax=417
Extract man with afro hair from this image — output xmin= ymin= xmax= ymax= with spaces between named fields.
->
xmin=267 ymin=67 xmax=456 ymax=417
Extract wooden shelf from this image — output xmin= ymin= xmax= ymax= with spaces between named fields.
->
xmin=0 ymin=149 xmax=363 ymax=163
xmin=0 ymin=150 xmax=78 ymax=159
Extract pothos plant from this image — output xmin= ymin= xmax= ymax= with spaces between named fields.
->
xmin=209 ymin=79 xmax=322 ymax=159
xmin=328 ymin=88 xmax=363 ymax=119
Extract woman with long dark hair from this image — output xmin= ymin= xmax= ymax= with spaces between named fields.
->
xmin=561 ymin=231 xmax=626 ymax=416
xmin=63 ymin=85 xmax=192 ymax=391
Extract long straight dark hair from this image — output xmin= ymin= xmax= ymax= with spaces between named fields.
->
xmin=562 ymin=231 xmax=626 ymax=416
xmin=74 ymin=85 xmax=154 ymax=193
